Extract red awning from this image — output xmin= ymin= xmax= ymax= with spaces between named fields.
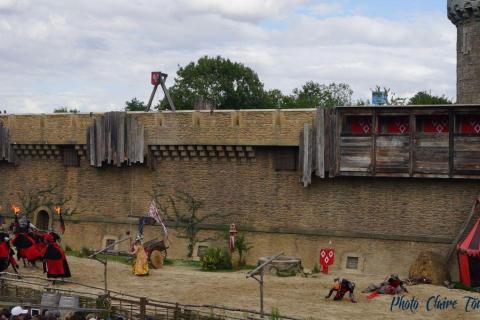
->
xmin=458 ymin=218 xmax=480 ymax=257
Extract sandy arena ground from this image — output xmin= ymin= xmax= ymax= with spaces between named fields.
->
xmin=17 ymin=257 xmax=480 ymax=320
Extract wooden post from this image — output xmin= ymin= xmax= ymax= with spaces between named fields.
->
xmin=449 ymin=108 xmax=455 ymax=178
xmin=159 ymin=76 xmax=176 ymax=112
xmin=301 ymin=123 xmax=313 ymax=187
xmin=315 ymin=107 xmax=325 ymax=178
xmin=260 ymin=268 xmax=264 ymax=318
xmin=409 ymin=112 xmax=416 ymax=177
xmin=174 ymin=302 xmax=180 ymax=320
xmin=104 ymin=258 xmax=108 ymax=294
xmin=139 ymin=297 xmax=147 ymax=320
xmin=371 ymin=109 xmax=377 ymax=176
xmin=146 ymin=84 xmax=159 ymax=111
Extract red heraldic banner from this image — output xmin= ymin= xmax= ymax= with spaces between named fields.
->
xmin=320 ymin=248 xmax=335 ymax=274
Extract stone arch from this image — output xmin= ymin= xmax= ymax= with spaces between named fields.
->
xmin=33 ymin=206 xmax=53 ymax=231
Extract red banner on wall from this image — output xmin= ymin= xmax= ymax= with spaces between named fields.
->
xmin=320 ymin=248 xmax=334 ymax=273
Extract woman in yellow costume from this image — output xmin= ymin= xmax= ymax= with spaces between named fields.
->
xmin=132 ymin=235 xmax=149 ymax=276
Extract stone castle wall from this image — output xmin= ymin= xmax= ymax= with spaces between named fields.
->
xmin=0 ymin=110 xmax=478 ymax=275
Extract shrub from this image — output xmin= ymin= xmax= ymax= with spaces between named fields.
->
xmin=79 ymin=247 xmax=91 ymax=258
xmin=235 ymin=233 xmax=253 ymax=266
xmin=269 ymin=307 xmax=280 ymax=320
xmin=65 ymin=245 xmax=72 ymax=252
xmin=200 ymin=247 xmax=231 ymax=271
xmin=312 ymin=263 xmax=320 ymax=274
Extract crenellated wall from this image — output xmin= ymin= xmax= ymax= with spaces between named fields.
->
xmin=0 ymin=109 xmax=314 ymax=146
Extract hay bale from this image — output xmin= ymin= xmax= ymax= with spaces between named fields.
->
xmin=408 ymin=251 xmax=448 ymax=285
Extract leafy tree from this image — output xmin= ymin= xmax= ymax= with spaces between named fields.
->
xmin=54 ymin=107 xmax=79 ymax=113
xmin=263 ymin=89 xmax=286 ymax=109
xmin=151 ymin=186 xmax=232 ymax=258
xmin=158 ymin=56 xmax=267 ymax=110
xmin=408 ymin=91 xmax=453 ymax=105
xmin=288 ymin=82 xmax=353 ymax=108
xmin=124 ymin=98 xmax=148 ymax=111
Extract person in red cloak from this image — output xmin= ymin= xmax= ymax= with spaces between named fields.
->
xmin=41 ymin=233 xmax=71 ymax=280
xmin=11 ymin=227 xmax=42 ymax=267
xmin=31 ymin=230 xmax=47 ymax=255
xmin=0 ymin=231 xmax=18 ymax=273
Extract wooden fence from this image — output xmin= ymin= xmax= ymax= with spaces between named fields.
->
xmin=0 ymin=273 xmax=301 ymax=320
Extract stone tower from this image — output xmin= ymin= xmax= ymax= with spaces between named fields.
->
xmin=448 ymin=0 xmax=480 ymax=104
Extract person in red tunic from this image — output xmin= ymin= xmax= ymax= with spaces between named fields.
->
xmin=41 ymin=233 xmax=71 ymax=280
xmin=0 ymin=231 xmax=18 ymax=273
xmin=11 ymin=228 xmax=42 ymax=267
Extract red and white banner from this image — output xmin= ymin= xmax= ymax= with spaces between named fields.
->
xmin=151 ymin=72 xmax=162 ymax=85
xmin=423 ymin=115 xmax=449 ymax=133
xmin=320 ymin=248 xmax=335 ymax=267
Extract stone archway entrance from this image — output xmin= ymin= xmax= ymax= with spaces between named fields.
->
xmin=33 ymin=207 xmax=52 ymax=231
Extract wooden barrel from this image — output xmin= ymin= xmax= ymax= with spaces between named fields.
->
xmin=149 ymin=249 xmax=165 ymax=269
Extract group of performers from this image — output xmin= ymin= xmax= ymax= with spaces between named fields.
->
xmin=0 ymin=215 xmax=71 ymax=281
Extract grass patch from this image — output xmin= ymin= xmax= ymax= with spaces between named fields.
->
xmin=453 ymin=282 xmax=480 ymax=292
xmin=163 ymin=258 xmax=201 ymax=268
xmin=65 ymin=249 xmax=132 ymax=265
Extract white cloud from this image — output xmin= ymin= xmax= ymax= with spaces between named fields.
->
xmin=0 ymin=1 xmax=457 ymax=113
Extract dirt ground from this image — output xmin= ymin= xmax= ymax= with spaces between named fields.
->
xmin=18 ymin=257 xmax=480 ymax=320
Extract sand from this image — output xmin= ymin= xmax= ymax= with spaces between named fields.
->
xmin=17 ymin=257 xmax=480 ymax=320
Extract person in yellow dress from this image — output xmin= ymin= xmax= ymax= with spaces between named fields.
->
xmin=132 ymin=235 xmax=149 ymax=276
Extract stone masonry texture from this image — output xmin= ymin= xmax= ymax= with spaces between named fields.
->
xmin=448 ymin=0 xmax=480 ymax=104
xmin=0 ymin=110 xmax=478 ymax=276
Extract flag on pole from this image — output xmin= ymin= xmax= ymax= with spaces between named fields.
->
xmin=148 ymin=200 xmax=168 ymax=239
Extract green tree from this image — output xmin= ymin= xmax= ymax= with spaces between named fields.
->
xmin=408 ymin=91 xmax=453 ymax=105
xmin=158 ymin=56 xmax=267 ymax=110
xmin=124 ymin=98 xmax=148 ymax=111
xmin=288 ymin=82 xmax=353 ymax=108
xmin=54 ymin=107 xmax=79 ymax=113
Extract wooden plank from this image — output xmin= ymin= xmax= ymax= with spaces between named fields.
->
xmin=339 ymin=167 xmax=370 ymax=172
xmin=89 ymin=122 xmax=96 ymax=166
xmin=335 ymin=108 xmax=341 ymax=175
xmin=315 ymin=107 xmax=325 ymax=178
xmin=409 ymin=113 xmax=415 ymax=176
xmin=301 ymin=123 xmax=313 ymax=187
xmin=371 ymin=110 xmax=377 ymax=175
xmin=299 ymin=130 xmax=304 ymax=174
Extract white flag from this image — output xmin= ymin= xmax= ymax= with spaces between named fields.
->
xmin=149 ymin=200 xmax=168 ymax=238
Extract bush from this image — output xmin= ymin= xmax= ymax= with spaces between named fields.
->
xmin=312 ymin=263 xmax=320 ymax=274
xmin=79 ymin=247 xmax=91 ymax=258
xmin=65 ymin=245 xmax=72 ymax=252
xmin=269 ymin=307 xmax=280 ymax=320
xmin=200 ymin=247 xmax=232 ymax=271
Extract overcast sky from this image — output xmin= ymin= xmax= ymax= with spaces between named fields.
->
xmin=0 ymin=0 xmax=455 ymax=113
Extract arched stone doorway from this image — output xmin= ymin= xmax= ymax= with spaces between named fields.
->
xmin=33 ymin=207 xmax=52 ymax=231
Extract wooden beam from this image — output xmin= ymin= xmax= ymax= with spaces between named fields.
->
xmin=449 ymin=108 xmax=455 ymax=178
xmin=371 ymin=109 xmax=377 ymax=176
xmin=409 ymin=112 xmax=416 ymax=177
xmin=315 ymin=107 xmax=325 ymax=178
